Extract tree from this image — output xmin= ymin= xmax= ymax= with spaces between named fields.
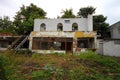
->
xmin=77 ymin=6 xmax=109 ymax=38
xmin=77 ymin=6 xmax=96 ymax=18
xmin=93 ymin=15 xmax=110 ymax=38
xmin=0 ymin=16 xmax=15 ymax=34
xmin=60 ymin=9 xmax=76 ymax=18
xmin=14 ymin=3 xmax=46 ymax=35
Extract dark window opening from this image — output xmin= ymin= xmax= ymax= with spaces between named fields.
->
xmin=72 ymin=23 xmax=78 ymax=31
xmin=40 ymin=23 xmax=46 ymax=31
xmin=57 ymin=23 xmax=63 ymax=31
xmin=65 ymin=20 xmax=70 ymax=23
xmin=77 ymin=38 xmax=94 ymax=48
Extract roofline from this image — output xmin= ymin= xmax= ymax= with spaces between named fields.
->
xmin=109 ymin=21 xmax=120 ymax=29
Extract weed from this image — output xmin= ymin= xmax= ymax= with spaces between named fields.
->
xmin=15 ymin=49 xmax=31 ymax=56
xmin=32 ymin=53 xmax=39 ymax=58
xmin=32 ymin=70 xmax=51 ymax=80
xmin=0 ymin=50 xmax=120 ymax=80
xmin=0 ymin=54 xmax=7 ymax=80
xmin=77 ymin=51 xmax=99 ymax=60
xmin=54 ymin=52 xmax=65 ymax=56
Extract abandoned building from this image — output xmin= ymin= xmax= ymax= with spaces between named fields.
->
xmin=29 ymin=15 xmax=97 ymax=53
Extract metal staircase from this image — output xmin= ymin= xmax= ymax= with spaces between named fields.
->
xmin=8 ymin=35 xmax=29 ymax=50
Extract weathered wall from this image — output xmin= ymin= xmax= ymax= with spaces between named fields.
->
xmin=34 ymin=16 xmax=93 ymax=32
xmin=111 ymin=27 xmax=120 ymax=39
xmin=29 ymin=31 xmax=96 ymax=53
xmin=103 ymin=40 xmax=120 ymax=57
xmin=109 ymin=21 xmax=120 ymax=39
xmin=97 ymin=39 xmax=120 ymax=57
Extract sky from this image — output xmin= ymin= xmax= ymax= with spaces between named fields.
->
xmin=0 ymin=0 xmax=120 ymax=25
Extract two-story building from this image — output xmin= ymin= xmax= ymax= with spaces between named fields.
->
xmin=29 ymin=15 xmax=97 ymax=54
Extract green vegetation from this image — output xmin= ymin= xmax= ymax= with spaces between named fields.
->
xmin=0 ymin=16 xmax=15 ymax=34
xmin=60 ymin=9 xmax=76 ymax=18
xmin=0 ymin=50 xmax=120 ymax=80
xmin=13 ymin=3 xmax=46 ymax=35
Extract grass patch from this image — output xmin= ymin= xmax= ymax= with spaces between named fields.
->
xmin=0 ymin=50 xmax=120 ymax=80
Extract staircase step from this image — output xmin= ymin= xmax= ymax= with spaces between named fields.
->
xmin=8 ymin=35 xmax=29 ymax=50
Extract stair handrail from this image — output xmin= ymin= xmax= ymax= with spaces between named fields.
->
xmin=15 ymin=35 xmax=29 ymax=50
xmin=8 ymin=35 xmax=23 ymax=49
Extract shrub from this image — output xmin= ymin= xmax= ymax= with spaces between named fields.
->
xmin=0 ymin=54 xmax=7 ymax=80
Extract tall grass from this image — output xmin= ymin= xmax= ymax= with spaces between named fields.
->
xmin=0 ymin=50 xmax=120 ymax=80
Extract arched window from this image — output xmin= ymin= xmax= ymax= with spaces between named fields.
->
xmin=72 ymin=23 xmax=78 ymax=31
xmin=40 ymin=23 xmax=46 ymax=31
xmin=57 ymin=23 xmax=63 ymax=31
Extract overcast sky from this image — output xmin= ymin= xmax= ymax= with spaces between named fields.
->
xmin=0 ymin=0 xmax=120 ymax=25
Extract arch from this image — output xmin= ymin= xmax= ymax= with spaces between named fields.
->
xmin=72 ymin=23 xmax=78 ymax=31
xmin=40 ymin=23 xmax=46 ymax=31
xmin=57 ymin=23 xmax=63 ymax=31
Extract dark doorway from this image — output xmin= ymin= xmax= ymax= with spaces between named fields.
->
xmin=66 ymin=42 xmax=73 ymax=53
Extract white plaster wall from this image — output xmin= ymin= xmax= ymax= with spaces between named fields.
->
xmin=97 ymin=39 xmax=120 ymax=57
xmin=96 ymin=39 xmax=102 ymax=54
xmin=110 ymin=22 xmax=120 ymax=39
xmin=34 ymin=18 xmax=91 ymax=32
xmin=31 ymin=50 xmax=65 ymax=54
xmin=112 ymin=27 xmax=120 ymax=39
xmin=87 ymin=15 xmax=93 ymax=31
xmin=103 ymin=40 xmax=120 ymax=57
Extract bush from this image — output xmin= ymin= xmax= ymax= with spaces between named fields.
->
xmin=0 ymin=54 xmax=7 ymax=80
xmin=0 ymin=53 xmax=24 ymax=80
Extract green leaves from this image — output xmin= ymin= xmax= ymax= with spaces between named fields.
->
xmin=61 ymin=9 xmax=76 ymax=18
xmin=93 ymin=15 xmax=110 ymax=38
xmin=14 ymin=3 xmax=46 ymax=35
xmin=0 ymin=16 xmax=15 ymax=34
xmin=78 ymin=6 xmax=96 ymax=18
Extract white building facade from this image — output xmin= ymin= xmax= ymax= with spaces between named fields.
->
xmin=34 ymin=15 xmax=93 ymax=32
xmin=29 ymin=15 xmax=97 ymax=54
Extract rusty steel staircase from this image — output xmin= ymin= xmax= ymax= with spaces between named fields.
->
xmin=8 ymin=35 xmax=29 ymax=50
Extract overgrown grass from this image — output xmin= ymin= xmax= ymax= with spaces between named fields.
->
xmin=0 ymin=50 xmax=120 ymax=80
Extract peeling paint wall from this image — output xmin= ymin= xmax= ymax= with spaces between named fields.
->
xmin=74 ymin=31 xmax=96 ymax=38
xmin=30 ymin=31 xmax=74 ymax=37
xmin=29 ymin=31 xmax=97 ymax=53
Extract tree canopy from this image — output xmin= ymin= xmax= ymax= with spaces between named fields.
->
xmin=77 ymin=6 xmax=96 ymax=18
xmin=14 ymin=3 xmax=46 ymax=35
xmin=0 ymin=16 xmax=15 ymax=34
xmin=60 ymin=9 xmax=76 ymax=18
xmin=93 ymin=15 xmax=110 ymax=38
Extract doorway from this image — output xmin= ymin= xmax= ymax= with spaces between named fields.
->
xmin=66 ymin=42 xmax=73 ymax=53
